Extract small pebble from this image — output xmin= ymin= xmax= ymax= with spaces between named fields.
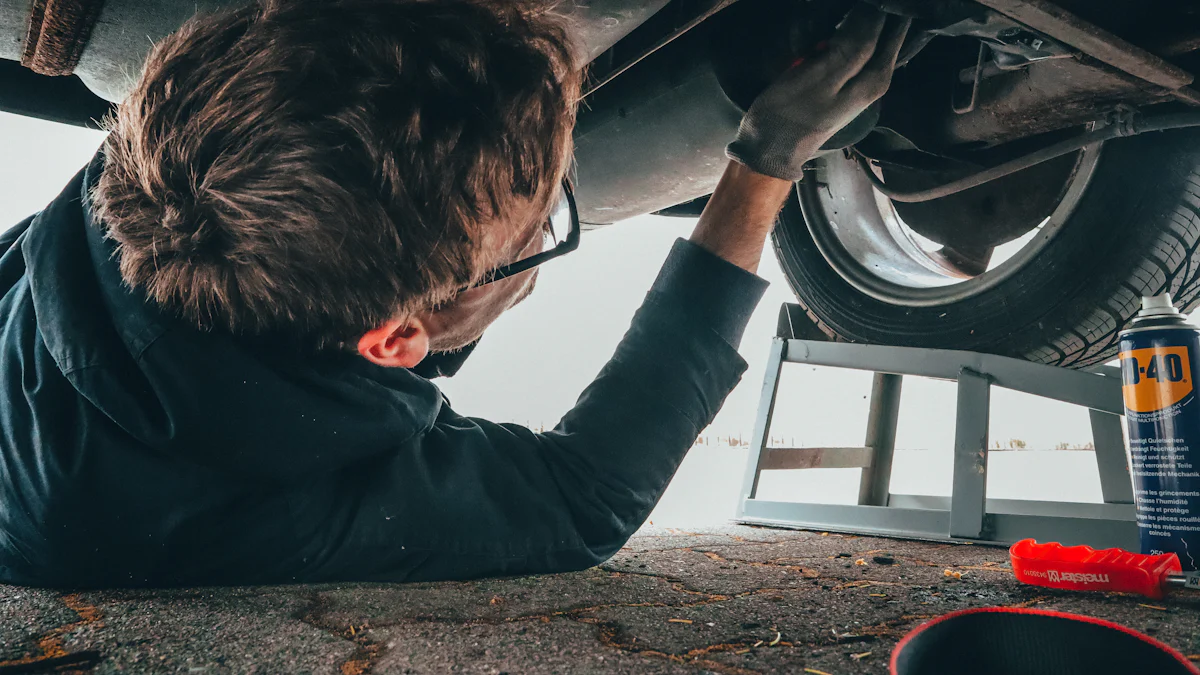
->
xmin=873 ymin=556 xmax=896 ymax=565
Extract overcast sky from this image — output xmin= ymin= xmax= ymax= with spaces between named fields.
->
xmin=2 ymin=111 xmax=1112 ymax=517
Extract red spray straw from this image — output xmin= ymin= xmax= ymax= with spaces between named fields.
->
xmin=1009 ymin=539 xmax=1186 ymax=600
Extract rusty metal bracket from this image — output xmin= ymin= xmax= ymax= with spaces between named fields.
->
xmin=972 ymin=0 xmax=1200 ymax=106
xmin=953 ymin=43 xmax=987 ymax=114
xmin=21 ymin=0 xmax=106 ymax=77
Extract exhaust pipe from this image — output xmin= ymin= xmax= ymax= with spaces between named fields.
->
xmin=573 ymin=52 xmax=743 ymax=225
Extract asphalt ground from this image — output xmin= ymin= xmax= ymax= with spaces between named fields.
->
xmin=3 ymin=524 xmax=1197 ymax=674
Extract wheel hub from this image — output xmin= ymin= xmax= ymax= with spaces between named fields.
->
xmin=883 ymin=151 xmax=1085 ymax=252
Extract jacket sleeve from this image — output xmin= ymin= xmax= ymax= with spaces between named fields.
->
xmin=286 ymin=239 xmax=769 ymax=583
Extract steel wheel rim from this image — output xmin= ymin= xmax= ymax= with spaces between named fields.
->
xmin=797 ymin=143 xmax=1103 ymax=308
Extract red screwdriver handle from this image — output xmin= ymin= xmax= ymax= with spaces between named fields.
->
xmin=1010 ymin=539 xmax=1182 ymax=600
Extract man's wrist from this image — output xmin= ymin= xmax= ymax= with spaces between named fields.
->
xmin=688 ymin=162 xmax=793 ymax=274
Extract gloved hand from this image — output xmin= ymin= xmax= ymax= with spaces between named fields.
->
xmin=726 ymin=5 xmax=911 ymax=182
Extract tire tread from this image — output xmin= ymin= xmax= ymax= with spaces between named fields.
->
xmin=776 ymin=130 xmax=1200 ymax=368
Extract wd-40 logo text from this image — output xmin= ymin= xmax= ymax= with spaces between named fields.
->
xmin=1046 ymin=570 xmax=1109 ymax=584
xmin=1120 ymin=346 xmax=1193 ymax=412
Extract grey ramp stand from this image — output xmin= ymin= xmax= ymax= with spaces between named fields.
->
xmin=736 ymin=304 xmax=1138 ymax=549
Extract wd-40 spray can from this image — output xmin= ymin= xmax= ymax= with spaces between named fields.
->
xmin=1120 ymin=293 xmax=1200 ymax=569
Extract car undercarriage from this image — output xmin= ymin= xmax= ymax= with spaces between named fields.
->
xmin=3 ymin=0 xmax=1200 ymax=365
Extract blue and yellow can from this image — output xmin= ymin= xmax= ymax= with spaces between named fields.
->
xmin=1119 ymin=293 xmax=1200 ymax=570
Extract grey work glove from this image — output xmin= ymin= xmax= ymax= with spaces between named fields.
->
xmin=726 ymin=7 xmax=911 ymax=182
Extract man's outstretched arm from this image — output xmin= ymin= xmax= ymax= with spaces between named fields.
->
xmin=290 ymin=238 xmax=767 ymax=582
xmin=285 ymin=7 xmax=910 ymax=583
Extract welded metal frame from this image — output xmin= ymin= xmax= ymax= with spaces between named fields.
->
xmin=736 ymin=305 xmax=1137 ymax=549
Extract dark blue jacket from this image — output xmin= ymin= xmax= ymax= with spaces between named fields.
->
xmin=0 ymin=155 xmax=766 ymax=588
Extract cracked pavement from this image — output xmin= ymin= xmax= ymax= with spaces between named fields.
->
xmin=3 ymin=524 xmax=1199 ymax=674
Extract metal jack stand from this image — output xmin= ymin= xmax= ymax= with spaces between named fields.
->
xmin=736 ymin=304 xmax=1138 ymax=550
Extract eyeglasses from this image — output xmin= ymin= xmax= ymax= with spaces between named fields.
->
xmin=470 ymin=180 xmax=580 ymax=288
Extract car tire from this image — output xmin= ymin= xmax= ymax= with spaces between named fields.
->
xmin=772 ymin=129 xmax=1200 ymax=368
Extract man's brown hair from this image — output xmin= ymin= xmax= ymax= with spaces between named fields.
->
xmin=94 ymin=0 xmax=580 ymax=350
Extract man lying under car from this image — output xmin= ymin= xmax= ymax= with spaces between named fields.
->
xmin=0 ymin=0 xmax=907 ymax=586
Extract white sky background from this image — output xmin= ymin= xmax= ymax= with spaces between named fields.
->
xmin=2 ymin=111 xmax=1121 ymax=523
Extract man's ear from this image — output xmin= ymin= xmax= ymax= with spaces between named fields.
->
xmin=357 ymin=317 xmax=430 ymax=368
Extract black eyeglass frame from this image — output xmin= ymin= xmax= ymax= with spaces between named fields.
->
xmin=470 ymin=180 xmax=580 ymax=288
